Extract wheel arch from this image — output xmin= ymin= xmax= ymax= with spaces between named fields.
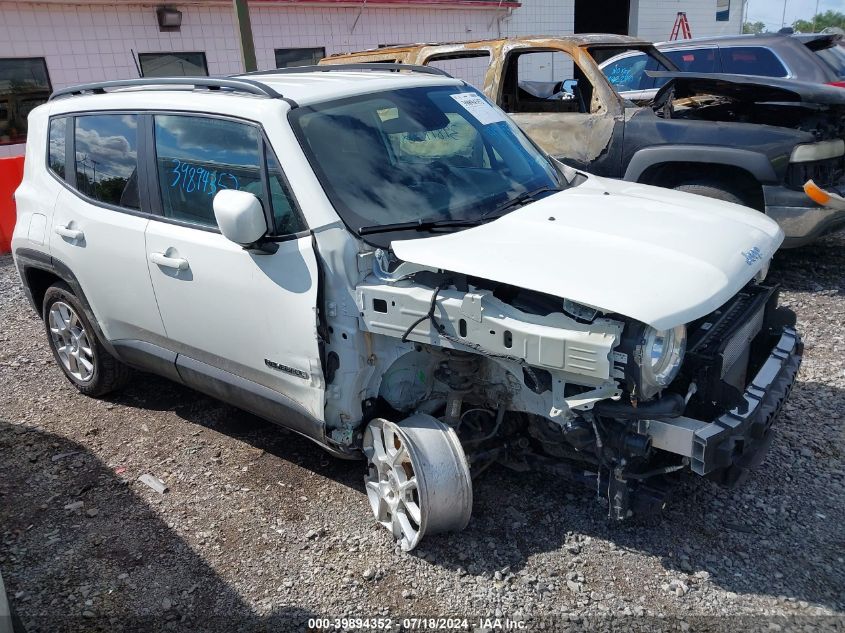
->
xmin=624 ymin=145 xmax=776 ymax=195
xmin=14 ymin=248 xmax=117 ymax=357
xmin=22 ymin=265 xmax=63 ymax=317
xmin=628 ymin=152 xmax=769 ymax=211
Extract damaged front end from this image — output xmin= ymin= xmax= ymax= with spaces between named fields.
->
xmin=646 ymin=71 xmax=845 ymax=245
xmin=597 ymin=284 xmax=802 ymax=518
xmin=356 ymin=247 xmax=803 ymax=524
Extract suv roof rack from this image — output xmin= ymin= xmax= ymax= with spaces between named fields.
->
xmin=49 ymin=77 xmax=283 ymax=101
xmin=240 ymin=63 xmax=453 ymax=78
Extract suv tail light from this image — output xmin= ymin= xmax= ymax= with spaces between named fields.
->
xmin=826 ymin=81 xmax=845 ymax=88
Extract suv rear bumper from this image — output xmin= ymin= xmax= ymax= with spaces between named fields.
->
xmin=764 ymin=184 xmax=845 ymax=247
xmin=639 ymin=327 xmax=802 ymax=485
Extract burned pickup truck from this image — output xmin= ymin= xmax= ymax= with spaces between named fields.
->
xmin=324 ymin=36 xmax=845 ymax=246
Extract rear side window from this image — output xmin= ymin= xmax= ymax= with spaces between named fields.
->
xmin=720 ymin=47 xmax=788 ymax=77
xmin=153 ymin=115 xmax=303 ymax=234
xmin=663 ymin=48 xmax=719 ymax=73
xmin=427 ymin=52 xmax=491 ymax=90
xmin=48 ymin=117 xmax=67 ymax=179
xmin=74 ymin=114 xmax=140 ymax=209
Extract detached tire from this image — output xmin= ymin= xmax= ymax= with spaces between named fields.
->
xmin=673 ymin=181 xmax=746 ymax=206
xmin=42 ymin=282 xmax=132 ymax=397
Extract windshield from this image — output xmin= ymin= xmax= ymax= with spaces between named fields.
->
xmin=289 ymin=85 xmax=562 ymax=245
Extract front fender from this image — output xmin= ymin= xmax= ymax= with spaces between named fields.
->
xmin=623 ymin=145 xmax=779 ymax=184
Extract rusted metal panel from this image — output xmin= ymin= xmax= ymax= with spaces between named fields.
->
xmin=510 ymin=113 xmax=618 ymax=169
xmin=322 ymin=37 xmax=627 ymax=169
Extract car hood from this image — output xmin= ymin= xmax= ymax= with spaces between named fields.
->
xmin=391 ymin=175 xmax=783 ymax=330
xmin=648 ymin=71 xmax=845 ymax=106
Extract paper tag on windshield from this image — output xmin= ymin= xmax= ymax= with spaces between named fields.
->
xmin=450 ymin=93 xmax=506 ymax=125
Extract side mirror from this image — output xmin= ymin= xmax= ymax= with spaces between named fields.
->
xmin=562 ymin=79 xmax=578 ymax=95
xmin=213 ymin=190 xmax=268 ymax=246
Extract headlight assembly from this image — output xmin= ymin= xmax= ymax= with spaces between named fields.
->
xmin=790 ymin=139 xmax=845 ymax=163
xmin=640 ymin=325 xmax=686 ymax=397
xmin=617 ymin=323 xmax=687 ymax=400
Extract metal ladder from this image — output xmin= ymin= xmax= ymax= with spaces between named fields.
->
xmin=669 ymin=11 xmax=693 ymax=40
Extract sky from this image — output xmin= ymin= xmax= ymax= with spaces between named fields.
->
xmin=744 ymin=0 xmax=845 ymax=31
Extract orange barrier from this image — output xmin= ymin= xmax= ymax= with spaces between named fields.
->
xmin=0 ymin=155 xmax=25 ymax=254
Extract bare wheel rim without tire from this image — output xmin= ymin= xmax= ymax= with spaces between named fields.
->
xmin=363 ymin=414 xmax=472 ymax=551
xmin=48 ymin=301 xmax=95 ymax=382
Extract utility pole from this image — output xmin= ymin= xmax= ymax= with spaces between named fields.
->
xmin=781 ymin=0 xmax=788 ymax=28
xmin=233 ymin=0 xmax=257 ymax=72
xmin=812 ymin=0 xmax=820 ymax=32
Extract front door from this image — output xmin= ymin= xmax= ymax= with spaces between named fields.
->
xmin=143 ymin=113 xmax=324 ymax=419
xmin=495 ymin=47 xmax=624 ymax=176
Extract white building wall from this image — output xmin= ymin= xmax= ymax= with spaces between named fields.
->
xmin=630 ymin=0 xmax=743 ymax=43
xmin=0 ymin=0 xmax=572 ymax=156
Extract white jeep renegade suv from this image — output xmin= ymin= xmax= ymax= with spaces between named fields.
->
xmin=13 ymin=66 xmax=802 ymax=550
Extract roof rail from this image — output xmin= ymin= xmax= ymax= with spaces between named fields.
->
xmin=49 ymin=77 xmax=283 ymax=101
xmin=240 ymin=63 xmax=454 ymax=78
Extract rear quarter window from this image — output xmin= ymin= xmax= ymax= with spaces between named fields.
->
xmin=48 ymin=117 xmax=67 ymax=179
xmin=720 ymin=46 xmax=788 ymax=77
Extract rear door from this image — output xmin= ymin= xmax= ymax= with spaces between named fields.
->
xmin=49 ymin=112 xmax=167 ymax=342
xmin=143 ymin=113 xmax=324 ymax=420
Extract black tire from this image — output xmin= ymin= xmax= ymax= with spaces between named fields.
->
xmin=42 ymin=282 xmax=132 ymax=397
xmin=673 ymin=181 xmax=746 ymax=206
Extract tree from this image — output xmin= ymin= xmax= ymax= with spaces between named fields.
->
xmin=742 ymin=21 xmax=767 ymax=34
xmin=793 ymin=10 xmax=845 ymax=33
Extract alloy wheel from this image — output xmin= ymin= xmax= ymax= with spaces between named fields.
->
xmin=364 ymin=415 xmax=472 ymax=551
xmin=48 ymin=301 xmax=95 ymax=382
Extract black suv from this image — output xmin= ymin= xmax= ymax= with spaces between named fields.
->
xmin=601 ymin=32 xmax=845 ymax=102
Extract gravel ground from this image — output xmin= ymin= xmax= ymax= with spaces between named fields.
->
xmin=1 ymin=232 xmax=844 ymax=633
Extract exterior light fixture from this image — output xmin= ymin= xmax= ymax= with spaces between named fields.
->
xmin=156 ymin=6 xmax=182 ymax=29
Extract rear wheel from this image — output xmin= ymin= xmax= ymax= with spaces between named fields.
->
xmin=42 ymin=283 xmax=132 ymax=397
xmin=673 ymin=180 xmax=746 ymax=206
xmin=363 ymin=414 xmax=472 ymax=551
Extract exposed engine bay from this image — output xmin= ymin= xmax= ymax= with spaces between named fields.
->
xmin=349 ymin=249 xmax=802 ymax=522
xmin=649 ymin=70 xmax=845 ymax=141
xmin=666 ymin=99 xmax=845 ymax=140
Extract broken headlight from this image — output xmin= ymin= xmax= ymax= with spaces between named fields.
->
xmin=619 ymin=324 xmax=687 ymax=400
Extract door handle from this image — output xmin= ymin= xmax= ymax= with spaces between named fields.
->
xmin=54 ymin=224 xmax=84 ymax=240
xmin=149 ymin=252 xmax=189 ymax=271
